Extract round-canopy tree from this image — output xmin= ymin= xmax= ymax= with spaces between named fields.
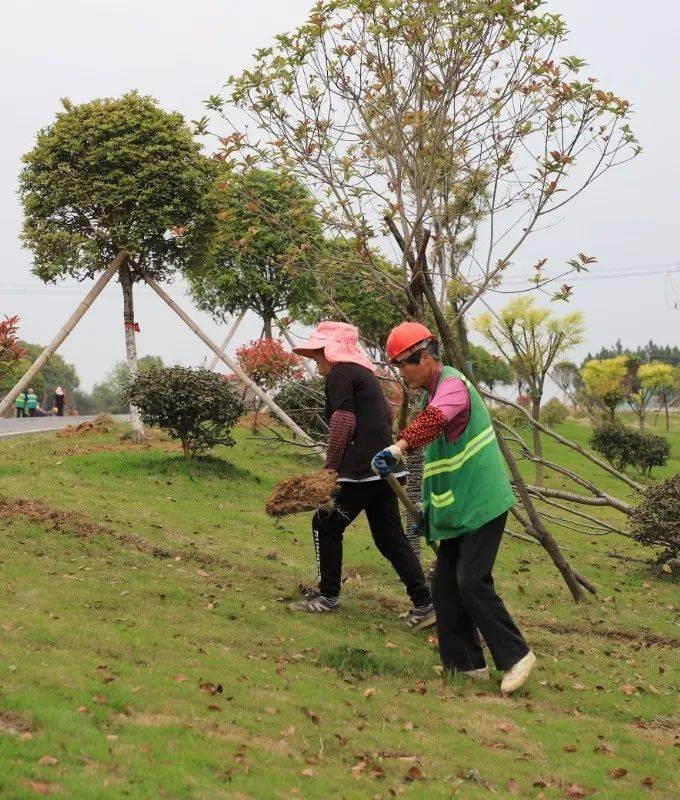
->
xmin=19 ymin=92 xmax=216 ymax=437
xmin=185 ymin=167 xmax=320 ymax=339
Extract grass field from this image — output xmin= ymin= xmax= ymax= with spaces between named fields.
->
xmin=0 ymin=416 xmax=678 ymax=799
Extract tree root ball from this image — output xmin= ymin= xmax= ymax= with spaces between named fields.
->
xmin=266 ymin=470 xmax=338 ymax=517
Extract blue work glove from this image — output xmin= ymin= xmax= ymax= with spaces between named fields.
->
xmin=370 ymin=444 xmax=403 ymax=478
xmin=407 ymin=510 xmax=426 ymax=538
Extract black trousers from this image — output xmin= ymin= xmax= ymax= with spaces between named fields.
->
xmin=431 ymin=511 xmax=528 ymax=672
xmin=313 ymin=480 xmax=432 ymax=607
xmin=15 ymin=408 xmax=26 ymax=418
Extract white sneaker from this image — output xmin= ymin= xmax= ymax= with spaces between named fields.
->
xmin=501 ymin=651 xmax=536 ymax=694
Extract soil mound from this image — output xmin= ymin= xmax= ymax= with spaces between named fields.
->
xmin=266 ymin=470 xmax=338 ymax=517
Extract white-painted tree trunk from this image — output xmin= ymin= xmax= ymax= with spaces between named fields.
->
xmin=119 ymin=261 xmax=145 ymax=440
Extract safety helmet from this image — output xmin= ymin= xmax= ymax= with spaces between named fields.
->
xmin=385 ymin=322 xmax=436 ymax=362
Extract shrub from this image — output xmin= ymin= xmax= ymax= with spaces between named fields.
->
xmin=540 ymin=398 xmax=569 ymax=427
xmin=124 ymin=366 xmax=243 ymax=460
xmin=591 ymin=422 xmax=671 ymax=476
xmin=275 ymin=376 xmax=328 ymax=442
xmin=630 ymin=473 xmax=680 ymax=562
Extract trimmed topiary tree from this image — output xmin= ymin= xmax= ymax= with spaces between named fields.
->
xmin=124 ymin=366 xmax=243 ymax=460
xmin=19 ymin=92 xmax=216 ymax=438
xmin=630 ymin=473 xmax=680 ymax=563
xmin=591 ymin=422 xmax=671 ymax=477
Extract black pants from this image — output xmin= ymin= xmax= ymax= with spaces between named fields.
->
xmin=15 ymin=408 xmax=26 ymax=418
xmin=313 ymin=480 xmax=431 ymax=607
xmin=431 ymin=511 xmax=528 ymax=672
xmin=28 ymin=408 xmax=36 ymax=417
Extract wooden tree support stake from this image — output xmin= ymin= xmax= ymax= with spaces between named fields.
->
xmin=206 ymin=310 xmax=246 ymax=371
xmin=0 ymin=252 xmax=128 ymax=418
xmin=142 ymin=274 xmax=325 ymax=458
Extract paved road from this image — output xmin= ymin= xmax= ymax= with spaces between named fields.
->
xmin=0 ymin=414 xmax=129 ymax=439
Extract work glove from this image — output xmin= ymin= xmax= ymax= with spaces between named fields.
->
xmin=370 ymin=444 xmax=403 ymax=478
xmin=407 ymin=510 xmax=426 ymax=538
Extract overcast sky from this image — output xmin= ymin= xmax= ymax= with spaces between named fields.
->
xmin=2 ymin=1 xmax=679 ymax=391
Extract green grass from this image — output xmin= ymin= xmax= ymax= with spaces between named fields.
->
xmin=0 ymin=419 xmax=678 ymax=799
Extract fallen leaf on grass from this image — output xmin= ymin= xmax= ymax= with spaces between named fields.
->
xmin=594 ymin=743 xmax=613 ymax=756
xmin=38 ymin=756 xmax=59 ymax=766
xmin=498 ymin=722 xmax=515 ymax=733
xmin=301 ymin=707 xmax=320 ymax=724
xmin=608 ymin=767 xmax=627 ymax=779
xmin=563 ymin=784 xmax=588 ymax=798
xmin=92 ymin=695 xmax=107 ymax=705
xmin=196 ymin=569 xmax=210 ymax=578
xmin=301 ymin=769 xmax=314 ymax=777
xmin=363 ymin=687 xmax=376 ymax=698
xmin=172 ymin=674 xmax=189 ymax=683
xmin=198 ymin=682 xmax=223 ymax=695
xmin=405 ymin=765 xmax=424 ymax=782
xmin=641 ymin=777 xmax=655 ymax=788
xmin=571 ymin=683 xmax=586 ymax=691
xmin=385 ymin=641 xmax=398 ymax=649
xmin=77 ymin=706 xmax=88 ymax=714
xmin=620 ymin=683 xmax=636 ymax=695
xmin=506 ymin=778 xmax=521 ymax=795
xmin=206 ymin=704 xmax=220 ymax=712
xmin=563 ymin=744 xmax=578 ymax=752
xmin=23 ymin=781 xmax=60 ymax=796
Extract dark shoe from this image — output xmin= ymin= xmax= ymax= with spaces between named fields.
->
xmin=289 ymin=591 xmax=340 ymax=613
xmin=405 ymin=603 xmax=436 ymax=630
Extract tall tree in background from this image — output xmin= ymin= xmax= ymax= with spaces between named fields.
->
xmin=475 ymin=298 xmax=584 ymax=485
xmin=297 ymin=238 xmax=405 ymax=354
xmin=580 ymin=356 xmax=628 ymax=421
xmin=19 ymin=92 xmax=216 ymax=438
xmin=627 ymin=361 xmax=675 ymax=431
xmin=552 ymin=361 xmax=580 ymax=406
xmin=468 ymin=344 xmax=512 ymax=394
xmin=186 ymin=168 xmax=320 ymax=339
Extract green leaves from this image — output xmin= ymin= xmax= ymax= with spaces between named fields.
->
xmin=20 ymin=92 xmax=216 ymax=283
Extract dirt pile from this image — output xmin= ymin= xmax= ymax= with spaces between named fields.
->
xmin=56 ymin=414 xmax=116 ymax=438
xmin=266 ymin=470 xmax=338 ymax=517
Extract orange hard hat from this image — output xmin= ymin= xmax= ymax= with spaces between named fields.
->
xmin=386 ymin=322 xmax=436 ymax=361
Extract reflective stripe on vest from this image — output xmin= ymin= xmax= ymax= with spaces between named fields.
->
xmin=429 ymin=489 xmax=455 ymax=509
xmin=422 ymin=424 xmax=496 ymax=479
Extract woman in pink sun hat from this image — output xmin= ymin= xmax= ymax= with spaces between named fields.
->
xmin=288 ymin=321 xmax=435 ymax=629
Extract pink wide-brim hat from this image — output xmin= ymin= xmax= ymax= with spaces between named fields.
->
xmin=292 ymin=321 xmax=376 ymax=373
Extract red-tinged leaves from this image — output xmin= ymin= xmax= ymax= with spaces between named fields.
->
xmin=405 ymin=764 xmax=424 ymax=782
xmin=608 ymin=767 xmax=627 ymax=779
xmin=620 ymin=683 xmax=636 ymax=695
xmin=641 ymin=777 xmax=655 ymax=788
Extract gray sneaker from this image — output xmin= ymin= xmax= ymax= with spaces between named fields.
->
xmin=289 ymin=591 xmax=340 ymax=613
xmin=405 ymin=603 xmax=436 ymax=630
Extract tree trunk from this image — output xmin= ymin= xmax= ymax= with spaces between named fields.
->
xmin=251 ymin=399 xmax=261 ymax=433
xmin=119 ymin=261 xmax=145 ymax=440
xmin=262 ymin=313 xmax=273 ymax=340
xmin=638 ymin=411 xmax=645 ymax=431
xmin=664 ymin=396 xmax=670 ymax=431
xmin=181 ymin=438 xmax=192 ymax=461
xmin=531 ymin=396 xmax=544 ymax=487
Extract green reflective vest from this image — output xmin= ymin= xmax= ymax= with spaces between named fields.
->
xmin=15 ymin=393 xmax=26 ymax=409
xmin=422 ymin=366 xmax=514 ymax=541
xmin=26 ymin=393 xmax=39 ymax=409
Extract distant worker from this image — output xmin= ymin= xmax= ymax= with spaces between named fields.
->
xmin=26 ymin=388 xmax=39 ymax=417
xmin=54 ymin=386 xmax=65 ymax=417
xmin=15 ymin=391 xmax=27 ymax=418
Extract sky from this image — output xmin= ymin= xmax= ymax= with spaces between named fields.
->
xmin=1 ymin=0 xmax=679 ymax=391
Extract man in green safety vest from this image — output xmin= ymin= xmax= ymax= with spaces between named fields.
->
xmin=26 ymin=388 xmax=39 ymax=417
xmin=15 ymin=391 xmax=27 ymax=418
xmin=371 ymin=322 xmax=535 ymax=694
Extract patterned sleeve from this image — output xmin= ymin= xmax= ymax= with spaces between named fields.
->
xmin=325 ymin=410 xmax=356 ymax=471
xmin=399 ymin=405 xmax=448 ymax=450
